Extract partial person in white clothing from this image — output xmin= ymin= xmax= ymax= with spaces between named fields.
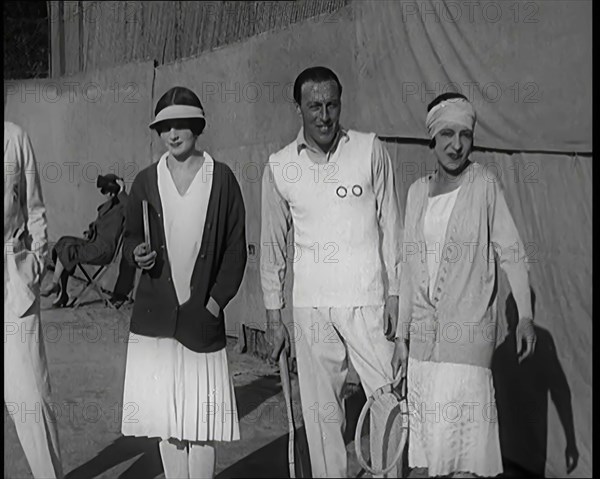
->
xmin=4 ymin=121 xmax=64 ymax=478
xmin=120 ymin=87 xmax=247 ymax=479
xmin=260 ymin=66 xmax=404 ymax=478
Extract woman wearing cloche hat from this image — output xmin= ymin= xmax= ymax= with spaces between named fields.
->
xmin=119 ymin=86 xmax=247 ymax=479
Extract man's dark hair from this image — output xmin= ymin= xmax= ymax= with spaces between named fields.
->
xmin=293 ymin=67 xmax=342 ymax=105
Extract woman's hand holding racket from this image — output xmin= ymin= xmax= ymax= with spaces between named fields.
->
xmin=134 ymin=242 xmax=156 ymax=270
xmin=391 ymin=338 xmax=409 ymax=380
xmin=384 ymin=295 xmax=399 ymax=341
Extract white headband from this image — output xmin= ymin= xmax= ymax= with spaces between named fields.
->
xmin=426 ymin=98 xmax=476 ymax=139
xmin=149 ymin=104 xmax=205 ymax=129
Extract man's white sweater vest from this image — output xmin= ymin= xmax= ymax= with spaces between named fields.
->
xmin=270 ymin=130 xmax=384 ymax=308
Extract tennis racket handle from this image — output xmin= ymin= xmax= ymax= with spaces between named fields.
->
xmin=279 ymin=355 xmax=293 ymax=415
xmin=142 ymin=200 xmax=151 ymax=248
xmin=279 ymin=354 xmax=296 ymax=478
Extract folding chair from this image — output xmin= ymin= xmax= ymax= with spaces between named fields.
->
xmin=69 ymin=233 xmax=125 ymax=309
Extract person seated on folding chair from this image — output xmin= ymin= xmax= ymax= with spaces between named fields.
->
xmin=41 ymin=173 xmax=127 ymax=307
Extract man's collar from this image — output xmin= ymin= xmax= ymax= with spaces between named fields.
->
xmin=296 ymin=126 xmax=349 ymax=155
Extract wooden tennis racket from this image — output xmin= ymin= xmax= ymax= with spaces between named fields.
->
xmin=354 ymin=373 xmax=409 ymax=476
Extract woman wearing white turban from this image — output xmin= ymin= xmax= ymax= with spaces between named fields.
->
xmin=391 ymin=93 xmax=537 ymax=477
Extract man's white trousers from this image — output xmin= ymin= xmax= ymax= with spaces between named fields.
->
xmin=293 ymin=305 xmax=402 ymax=478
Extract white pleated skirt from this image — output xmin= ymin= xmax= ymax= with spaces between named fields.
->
xmin=121 ymin=332 xmax=240 ymax=443
xmin=407 ymin=357 xmax=503 ymax=477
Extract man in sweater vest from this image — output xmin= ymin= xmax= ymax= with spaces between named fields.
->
xmin=260 ymin=67 xmax=403 ymax=478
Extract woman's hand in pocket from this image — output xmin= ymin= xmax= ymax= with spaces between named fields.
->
xmin=206 ymin=296 xmax=220 ymax=318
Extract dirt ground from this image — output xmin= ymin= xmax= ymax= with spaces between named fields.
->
xmin=4 ymin=282 xmax=385 ymax=479
xmin=4 ymin=279 xmax=526 ymax=479
xmin=5 ymin=277 xmax=533 ymax=479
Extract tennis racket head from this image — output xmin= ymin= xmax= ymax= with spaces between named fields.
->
xmin=354 ymin=375 xmax=410 ymax=476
